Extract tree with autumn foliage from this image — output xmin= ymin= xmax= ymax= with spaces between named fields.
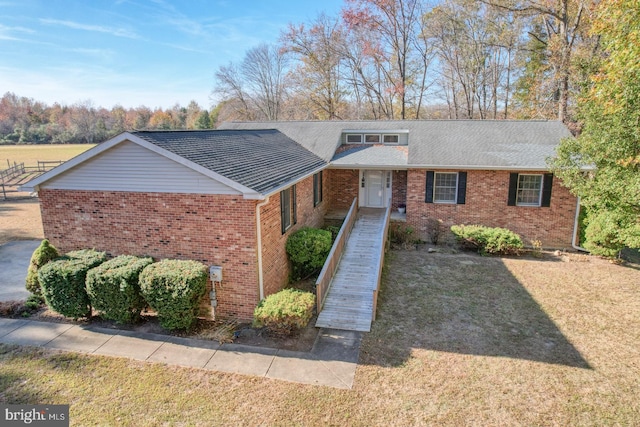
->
xmin=282 ymin=14 xmax=348 ymax=120
xmin=342 ymin=0 xmax=425 ymax=119
xmin=551 ymin=0 xmax=640 ymax=256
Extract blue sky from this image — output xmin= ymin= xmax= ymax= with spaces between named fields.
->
xmin=0 ymin=0 xmax=345 ymax=110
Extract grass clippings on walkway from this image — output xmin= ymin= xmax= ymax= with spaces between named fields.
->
xmin=1 ymin=248 xmax=639 ymax=426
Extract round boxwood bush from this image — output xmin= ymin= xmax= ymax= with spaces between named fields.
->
xmin=25 ymin=239 xmax=59 ymax=295
xmin=38 ymin=249 xmax=107 ymax=319
xmin=253 ymin=288 xmax=315 ymax=336
xmin=139 ymin=259 xmax=208 ymax=331
xmin=86 ymin=255 xmax=154 ymax=324
xmin=285 ymin=227 xmax=332 ymax=280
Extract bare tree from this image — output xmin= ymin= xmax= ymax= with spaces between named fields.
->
xmin=214 ymin=63 xmax=255 ymax=120
xmin=281 ymin=14 xmax=347 ymax=119
xmin=480 ymin=0 xmax=589 ymax=122
xmin=423 ymin=0 xmax=521 ymax=119
xmin=242 ymin=44 xmax=289 ymax=120
xmin=214 ymin=44 xmax=289 ymax=121
xmin=343 ymin=0 xmax=425 ymax=119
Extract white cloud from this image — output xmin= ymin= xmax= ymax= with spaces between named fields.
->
xmin=0 ymin=23 xmax=36 ymax=41
xmin=0 ymin=65 xmax=211 ymax=110
xmin=39 ymin=18 xmax=140 ymax=39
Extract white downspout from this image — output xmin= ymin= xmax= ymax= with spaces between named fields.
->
xmin=572 ymin=197 xmax=588 ymax=252
xmin=256 ymin=197 xmax=270 ymax=300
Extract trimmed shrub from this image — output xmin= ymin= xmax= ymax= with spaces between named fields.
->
xmin=139 ymin=259 xmax=208 ymax=331
xmin=25 ymin=239 xmax=59 ymax=295
xmin=86 ymin=255 xmax=154 ymax=324
xmin=285 ymin=227 xmax=332 ymax=280
xmin=253 ymin=288 xmax=315 ymax=336
xmin=451 ymin=224 xmax=523 ymax=255
xmin=38 ymin=249 xmax=107 ymax=319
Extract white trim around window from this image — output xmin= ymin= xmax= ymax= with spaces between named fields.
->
xmin=346 ymin=134 xmax=363 ymax=143
xmin=433 ymin=172 xmax=458 ymax=204
xmin=516 ymin=174 xmax=543 ymax=207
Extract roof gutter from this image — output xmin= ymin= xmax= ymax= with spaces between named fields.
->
xmin=404 ymin=164 xmax=555 ymax=171
xmin=329 ymin=164 xmax=408 ymax=170
xmin=255 ymin=196 xmax=270 ymax=300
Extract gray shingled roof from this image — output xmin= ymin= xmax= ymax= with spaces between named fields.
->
xmin=219 ymin=120 xmax=572 ymax=170
xmin=218 ymin=121 xmax=345 ymax=161
xmin=133 ymin=129 xmax=326 ymax=194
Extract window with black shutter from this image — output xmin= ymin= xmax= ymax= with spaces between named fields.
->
xmin=426 ymin=171 xmax=467 ymax=204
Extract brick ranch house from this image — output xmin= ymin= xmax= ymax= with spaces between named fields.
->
xmin=25 ymin=120 xmax=578 ymax=321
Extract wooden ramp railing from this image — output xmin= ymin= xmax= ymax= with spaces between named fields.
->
xmin=315 ymin=205 xmax=390 ymax=332
xmin=316 ymin=198 xmax=358 ymax=311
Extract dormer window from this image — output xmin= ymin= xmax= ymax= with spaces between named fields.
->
xmin=346 ymin=134 xmax=363 ymax=143
xmin=383 ymin=134 xmax=399 ymax=144
xmin=343 ymin=130 xmax=407 ymax=145
xmin=365 ymin=134 xmax=380 ymax=143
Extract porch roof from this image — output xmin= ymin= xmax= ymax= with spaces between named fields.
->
xmin=330 ymin=145 xmax=408 ymax=169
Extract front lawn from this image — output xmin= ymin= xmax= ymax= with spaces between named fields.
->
xmin=1 ymin=249 xmax=638 ymax=426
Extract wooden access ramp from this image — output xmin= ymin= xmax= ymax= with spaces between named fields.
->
xmin=315 ymin=207 xmax=390 ymax=332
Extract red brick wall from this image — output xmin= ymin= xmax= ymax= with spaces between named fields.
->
xmin=406 ymin=170 xmax=578 ymax=248
xmin=38 ymin=189 xmax=259 ymax=319
xmin=259 ymin=173 xmax=328 ymax=297
xmin=327 ymin=169 xmax=359 ymax=209
xmin=391 ymin=170 xmax=407 ymax=209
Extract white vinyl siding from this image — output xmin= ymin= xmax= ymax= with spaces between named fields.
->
xmin=42 ymin=140 xmax=242 ymax=194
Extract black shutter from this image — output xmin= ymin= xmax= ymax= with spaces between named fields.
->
xmin=425 ymin=171 xmax=434 ymax=203
xmin=292 ymin=184 xmax=297 ymax=225
xmin=541 ymin=173 xmax=553 ymax=207
xmin=313 ymin=173 xmax=318 ymax=206
xmin=457 ymin=172 xmax=467 ymax=204
xmin=507 ymin=173 xmax=518 ymax=206
xmin=280 ymin=190 xmax=286 ymax=234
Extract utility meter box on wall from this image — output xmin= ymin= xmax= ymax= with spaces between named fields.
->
xmin=209 ymin=266 xmax=222 ymax=282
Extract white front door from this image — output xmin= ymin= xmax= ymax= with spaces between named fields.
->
xmin=364 ymin=170 xmax=386 ymax=207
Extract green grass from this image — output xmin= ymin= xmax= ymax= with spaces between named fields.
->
xmin=1 ymin=249 xmax=639 ymax=426
xmin=0 ymin=144 xmax=95 ymax=168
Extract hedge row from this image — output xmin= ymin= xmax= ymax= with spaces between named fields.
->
xmin=38 ymin=249 xmax=108 ymax=319
xmin=86 ymin=255 xmax=154 ymax=324
xmin=32 ymin=243 xmax=208 ymax=330
xmin=451 ymin=224 xmax=524 ymax=255
xmin=139 ymin=260 xmax=208 ymax=331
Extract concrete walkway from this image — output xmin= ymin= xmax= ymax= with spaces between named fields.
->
xmin=0 ymin=318 xmax=362 ymax=389
xmin=0 ymin=240 xmax=40 ymax=301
